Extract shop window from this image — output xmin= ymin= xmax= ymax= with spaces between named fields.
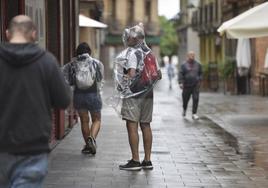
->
xmin=199 ymin=7 xmax=202 ymax=25
xmin=128 ymin=0 xmax=134 ymax=24
xmin=46 ymin=0 xmax=60 ymax=59
xmin=214 ymin=0 xmax=219 ymax=22
xmin=5 ymin=1 xmax=20 ymax=36
xmin=209 ymin=3 xmax=213 ymax=22
xmin=25 ymin=0 xmax=46 ymax=48
xmin=62 ymin=1 xmax=71 ymax=64
xmin=111 ymin=0 xmax=116 ymax=19
xmin=145 ymin=0 xmax=152 ymax=22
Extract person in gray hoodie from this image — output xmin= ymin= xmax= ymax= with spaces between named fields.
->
xmin=0 ymin=15 xmax=70 ymax=187
xmin=178 ymin=51 xmax=202 ymax=120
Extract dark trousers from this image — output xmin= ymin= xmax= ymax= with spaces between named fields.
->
xmin=182 ymin=86 xmax=199 ymax=114
xmin=237 ymin=75 xmax=247 ymax=94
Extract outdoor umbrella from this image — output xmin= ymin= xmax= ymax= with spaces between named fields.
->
xmin=217 ymin=2 xmax=268 ymax=39
xmin=264 ymin=49 xmax=268 ymax=69
xmin=79 ymin=14 xmax=107 ymax=28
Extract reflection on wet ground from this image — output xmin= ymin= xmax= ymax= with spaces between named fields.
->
xmin=45 ymin=76 xmax=268 ymax=187
xmin=201 ymin=116 xmax=268 ymax=173
xmin=203 ymin=118 xmax=240 ymax=153
xmin=199 ymin=93 xmax=268 ymax=174
xmin=202 ymin=117 xmax=252 ymax=158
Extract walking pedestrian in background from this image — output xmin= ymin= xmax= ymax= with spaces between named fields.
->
xmin=0 ymin=15 xmax=71 ymax=188
xmin=62 ymin=42 xmax=104 ymax=155
xmin=178 ymin=51 xmax=202 ymax=120
xmin=166 ymin=60 xmax=175 ymax=89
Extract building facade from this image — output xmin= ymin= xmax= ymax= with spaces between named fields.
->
xmin=0 ymin=0 xmax=79 ymax=146
xmin=222 ymin=0 xmax=268 ymax=95
xmin=101 ymin=0 xmax=160 ymax=78
xmin=191 ymin=0 xmax=223 ymax=91
xmin=79 ymin=0 xmax=106 ymax=60
xmin=177 ymin=0 xmax=200 ymax=65
xmin=190 ymin=0 xmax=268 ymax=94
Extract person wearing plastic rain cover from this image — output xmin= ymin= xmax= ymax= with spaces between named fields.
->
xmin=115 ymin=23 xmax=161 ymax=171
xmin=62 ymin=42 xmax=104 ymax=155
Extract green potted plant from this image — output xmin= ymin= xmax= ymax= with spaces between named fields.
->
xmin=218 ymin=57 xmax=236 ymax=94
xmin=201 ymin=63 xmax=209 ymax=91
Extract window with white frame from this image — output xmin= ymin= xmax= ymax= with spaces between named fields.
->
xmin=25 ymin=0 xmax=46 ymax=48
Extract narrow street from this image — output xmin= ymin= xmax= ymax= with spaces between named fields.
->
xmin=44 ymin=70 xmax=268 ymax=188
xmin=2 ymin=1 xmax=268 ymax=188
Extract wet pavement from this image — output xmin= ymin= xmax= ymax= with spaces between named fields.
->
xmin=44 ymin=70 xmax=268 ymax=188
xmin=199 ymin=91 xmax=268 ymax=172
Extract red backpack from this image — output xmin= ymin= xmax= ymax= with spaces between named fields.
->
xmin=140 ymin=52 xmax=159 ymax=84
xmin=130 ymin=51 xmax=161 ymax=93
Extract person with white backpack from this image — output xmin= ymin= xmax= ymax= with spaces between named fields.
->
xmin=62 ymin=42 xmax=104 ymax=155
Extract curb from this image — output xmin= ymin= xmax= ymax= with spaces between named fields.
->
xmin=203 ymin=114 xmax=255 ymax=158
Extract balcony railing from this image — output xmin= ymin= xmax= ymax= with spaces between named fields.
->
xmin=105 ymin=18 xmax=159 ymax=36
xmin=105 ymin=18 xmax=123 ymax=34
xmin=191 ymin=1 xmax=222 ymax=34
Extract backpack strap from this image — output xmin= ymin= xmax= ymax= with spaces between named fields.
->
xmin=125 ymin=48 xmax=144 ymax=73
xmin=92 ymin=59 xmax=103 ymax=82
xmin=66 ymin=60 xmax=76 ymax=86
xmin=134 ymin=50 xmax=143 ymax=72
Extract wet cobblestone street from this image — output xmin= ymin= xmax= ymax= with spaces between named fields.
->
xmin=44 ymin=73 xmax=268 ymax=188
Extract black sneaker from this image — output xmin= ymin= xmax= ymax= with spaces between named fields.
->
xmin=182 ymin=109 xmax=186 ymax=117
xmin=119 ymin=159 xmax=142 ymax=171
xmin=81 ymin=145 xmax=91 ymax=154
xmin=87 ymin=136 xmax=96 ymax=155
xmin=141 ymin=160 xmax=153 ymax=170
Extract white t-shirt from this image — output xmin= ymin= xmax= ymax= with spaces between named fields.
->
xmin=115 ymin=47 xmax=144 ymax=75
xmin=126 ymin=49 xmax=138 ymax=70
xmin=125 ymin=47 xmax=144 ymax=71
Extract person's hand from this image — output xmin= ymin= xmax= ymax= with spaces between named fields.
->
xmin=157 ymin=70 xmax=162 ymax=80
xmin=179 ymin=83 xmax=183 ymax=89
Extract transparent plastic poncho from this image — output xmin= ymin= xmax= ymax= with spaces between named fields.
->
xmin=106 ymin=24 xmax=161 ymax=114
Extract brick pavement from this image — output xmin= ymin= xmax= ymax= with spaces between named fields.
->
xmin=198 ymin=90 xmax=268 ymax=173
xmin=44 ymin=71 xmax=268 ymax=188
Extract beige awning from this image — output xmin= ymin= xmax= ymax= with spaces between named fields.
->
xmin=79 ymin=14 xmax=107 ymax=28
xmin=217 ymin=2 xmax=268 ymax=38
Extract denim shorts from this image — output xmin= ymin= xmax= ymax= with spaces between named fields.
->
xmin=73 ymin=92 xmax=102 ymax=112
xmin=0 ymin=153 xmax=48 ymax=188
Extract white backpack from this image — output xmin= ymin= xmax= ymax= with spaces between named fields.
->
xmin=75 ymin=58 xmax=96 ymax=89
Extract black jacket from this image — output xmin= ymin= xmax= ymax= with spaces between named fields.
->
xmin=0 ymin=43 xmax=71 ymax=154
xmin=178 ymin=60 xmax=202 ymax=88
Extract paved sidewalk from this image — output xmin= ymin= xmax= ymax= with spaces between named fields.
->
xmin=198 ymin=91 xmax=268 ymax=172
xmin=44 ymin=71 xmax=268 ymax=188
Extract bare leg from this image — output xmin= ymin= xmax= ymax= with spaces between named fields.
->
xmin=90 ymin=111 xmax=101 ymax=139
xmin=140 ymin=123 xmax=152 ymax=161
xmin=78 ymin=110 xmax=90 ymax=144
xmin=126 ymin=120 xmax=140 ymax=161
